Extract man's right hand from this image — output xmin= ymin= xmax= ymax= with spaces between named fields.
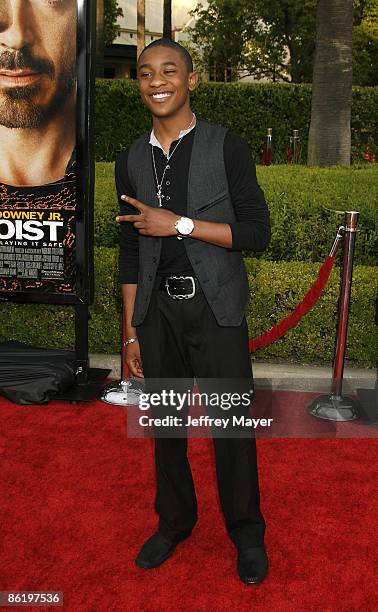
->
xmin=124 ymin=341 xmax=144 ymax=378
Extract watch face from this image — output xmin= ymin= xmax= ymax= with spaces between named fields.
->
xmin=177 ymin=217 xmax=194 ymax=235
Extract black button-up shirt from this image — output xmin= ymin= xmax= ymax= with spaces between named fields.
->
xmin=116 ymin=127 xmax=270 ymax=283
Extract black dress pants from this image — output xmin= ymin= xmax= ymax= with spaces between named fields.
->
xmin=136 ymin=277 xmax=266 ymax=549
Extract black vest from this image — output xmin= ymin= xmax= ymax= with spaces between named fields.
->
xmin=127 ymin=119 xmax=250 ymax=327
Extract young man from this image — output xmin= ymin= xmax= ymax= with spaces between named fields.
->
xmin=116 ymin=39 xmax=271 ymax=585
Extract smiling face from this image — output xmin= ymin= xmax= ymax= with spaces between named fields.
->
xmin=137 ymin=45 xmax=197 ymax=119
xmin=0 ymin=0 xmax=76 ymax=129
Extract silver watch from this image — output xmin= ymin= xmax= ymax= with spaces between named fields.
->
xmin=174 ymin=216 xmax=194 ymax=240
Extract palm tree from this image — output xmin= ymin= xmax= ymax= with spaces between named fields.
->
xmin=163 ymin=0 xmax=172 ymax=40
xmin=307 ymin=0 xmax=354 ymax=166
xmin=137 ymin=0 xmax=146 ymax=58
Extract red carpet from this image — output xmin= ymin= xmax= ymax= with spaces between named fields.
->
xmin=0 ymin=393 xmax=377 ymax=611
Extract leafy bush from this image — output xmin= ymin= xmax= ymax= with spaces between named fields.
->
xmin=0 ymin=250 xmax=376 ymax=365
xmin=244 ymin=259 xmax=377 ymax=364
xmin=94 ymin=80 xmax=378 ymax=164
xmin=95 ymin=163 xmax=377 ymax=265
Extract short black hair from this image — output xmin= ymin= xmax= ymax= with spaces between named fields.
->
xmin=138 ymin=39 xmax=194 ymax=73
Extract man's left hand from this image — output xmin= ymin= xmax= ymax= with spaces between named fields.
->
xmin=115 ymin=195 xmax=179 ymax=237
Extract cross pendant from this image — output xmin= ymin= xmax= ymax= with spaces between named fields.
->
xmin=157 ymin=190 xmax=164 ymax=207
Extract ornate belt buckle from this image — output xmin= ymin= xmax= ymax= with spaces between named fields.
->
xmin=165 ymin=275 xmax=196 ymax=300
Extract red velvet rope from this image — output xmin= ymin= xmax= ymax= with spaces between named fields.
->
xmin=249 ymin=255 xmax=336 ymax=352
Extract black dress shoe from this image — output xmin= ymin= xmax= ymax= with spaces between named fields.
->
xmin=135 ymin=531 xmax=180 ymax=569
xmin=237 ymin=545 xmax=269 ymax=585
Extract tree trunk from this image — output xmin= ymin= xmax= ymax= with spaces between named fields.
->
xmin=96 ymin=0 xmax=104 ymax=77
xmin=137 ymin=0 xmax=145 ymax=59
xmin=307 ymin=0 xmax=353 ymax=166
xmin=163 ymin=0 xmax=172 ymax=40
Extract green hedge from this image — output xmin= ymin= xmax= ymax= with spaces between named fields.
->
xmin=245 ymin=259 xmax=377 ymax=364
xmin=94 ymin=80 xmax=378 ymax=164
xmin=0 ymin=248 xmax=376 ymax=365
xmin=95 ymin=163 xmax=377 ymax=266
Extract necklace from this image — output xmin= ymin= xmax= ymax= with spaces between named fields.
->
xmin=151 ymin=113 xmax=196 ymax=207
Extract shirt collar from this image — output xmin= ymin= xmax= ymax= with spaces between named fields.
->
xmin=149 ymin=115 xmax=196 ymax=156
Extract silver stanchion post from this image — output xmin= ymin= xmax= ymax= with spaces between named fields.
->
xmin=100 ymin=300 xmax=144 ymax=406
xmin=306 ymin=211 xmax=361 ymax=421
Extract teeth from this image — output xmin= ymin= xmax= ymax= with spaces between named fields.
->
xmin=152 ymin=92 xmax=172 ymax=99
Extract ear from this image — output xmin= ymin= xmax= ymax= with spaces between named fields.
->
xmin=188 ymin=70 xmax=199 ymax=92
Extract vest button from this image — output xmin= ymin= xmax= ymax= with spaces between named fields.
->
xmin=194 ymin=260 xmax=202 ymax=265
xmin=148 ymin=275 xmax=153 ymax=281
xmin=152 ymin=257 xmax=157 ymax=263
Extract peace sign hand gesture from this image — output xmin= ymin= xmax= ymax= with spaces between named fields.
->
xmin=115 ymin=195 xmax=179 ymax=237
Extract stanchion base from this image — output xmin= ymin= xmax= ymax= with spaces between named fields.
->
xmin=306 ymin=394 xmax=360 ymax=421
xmin=100 ymin=379 xmax=144 ymax=406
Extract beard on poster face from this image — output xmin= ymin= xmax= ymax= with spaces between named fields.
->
xmin=0 ymin=47 xmax=76 ymax=130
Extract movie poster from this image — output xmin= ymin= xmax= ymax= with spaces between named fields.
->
xmin=0 ymin=0 xmax=78 ymax=302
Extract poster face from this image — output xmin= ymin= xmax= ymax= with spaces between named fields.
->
xmin=0 ymin=0 xmax=78 ymax=302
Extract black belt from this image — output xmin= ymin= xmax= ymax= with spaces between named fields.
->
xmin=159 ymin=275 xmax=198 ymax=299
